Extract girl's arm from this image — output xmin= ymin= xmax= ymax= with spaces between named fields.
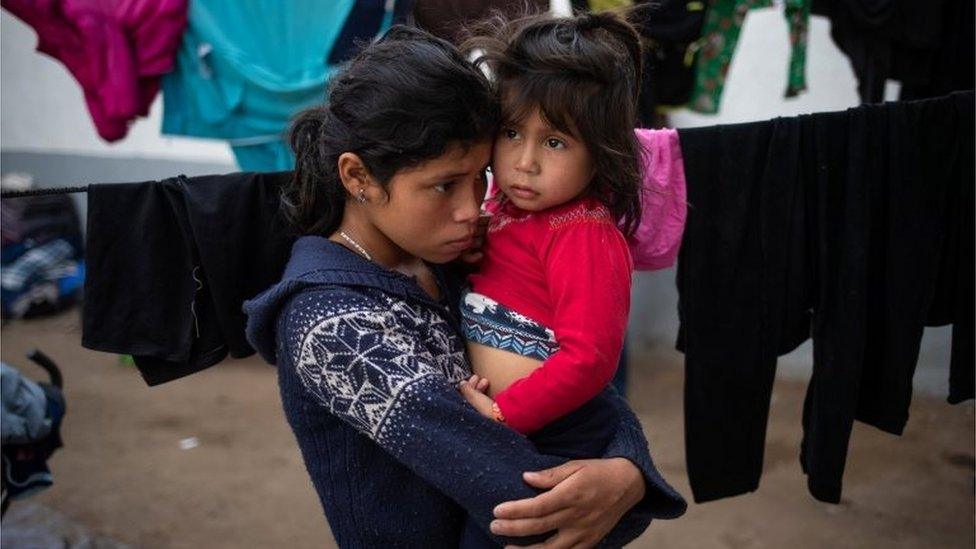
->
xmin=284 ymin=291 xmax=556 ymax=545
xmin=283 ymin=289 xmax=682 ymax=545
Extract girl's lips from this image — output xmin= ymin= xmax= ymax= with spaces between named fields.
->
xmin=507 ymin=185 xmax=538 ymax=200
xmin=445 ymin=236 xmax=475 ymax=250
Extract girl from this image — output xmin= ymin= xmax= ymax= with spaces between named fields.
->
xmin=454 ymin=10 xmax=685 ymax=546
xmin=243 ymin=24 xmax=685 ymax=549
xmin=458 ymin=10 xmax=648 ymax=454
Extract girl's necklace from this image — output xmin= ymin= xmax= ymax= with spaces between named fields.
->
xmin=339 ymin=229 xmax=439 ymax=299
xmin=338 ymin=230 xmax=372 ymax=262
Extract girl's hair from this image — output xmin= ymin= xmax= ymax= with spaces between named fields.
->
xmin=463 ymin=10 xmax=644 ymax=236
xmin=284 ymin=25 xmax=499 ymax=236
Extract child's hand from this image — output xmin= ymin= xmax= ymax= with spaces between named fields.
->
xmin=457 ymin=212 xmax=491 ymax=265
xmin=458 ymin=374 xmax=495 ymax=419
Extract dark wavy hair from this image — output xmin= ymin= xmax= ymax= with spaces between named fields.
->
xmin=283 ymin=25 xmax=499 ymax=236
xmin=463 ymin=9 xmax=644 ymax=236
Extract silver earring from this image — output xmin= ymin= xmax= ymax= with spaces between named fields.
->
xmin=357 ymin=188 xmax=367 ymax=203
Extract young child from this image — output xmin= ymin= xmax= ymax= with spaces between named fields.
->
xmin=452 ymin=10 xmax=683 ymax=547
xmin=458 ymin=10 xmax=649 ymax=455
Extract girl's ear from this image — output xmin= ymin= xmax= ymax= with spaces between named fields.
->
xmin=337 ymin=152 xmax=373 ymax=196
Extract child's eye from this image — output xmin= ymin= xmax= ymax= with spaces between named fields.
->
xmin=545 ymin=138 xmax=565 ymax=149
xmin=504 ymin=128 xmax=519 ymax=140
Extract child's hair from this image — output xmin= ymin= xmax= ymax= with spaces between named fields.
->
xmin=284 ymin=25 xmax=499 ymax=236
xmin=463 ymin=10 xmax=644 ymax=236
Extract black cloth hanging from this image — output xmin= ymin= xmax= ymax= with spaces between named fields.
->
xmin=327 ymin=0 xmax=416 ymax=65
xmin=676 ymin=91 xmax=975 ymax=504
xmin=675 ymin=113 xmax=813 ymax=503
xmin=569 ymin=1 xmax=707 ymax=126
xmin=82 ymin=172 xmax=294 ymax=386
xmin=813 ymin=0 xmax=974 ymax=104
xmin=633 ymin=0 xmax=707 ymax=125
xmin=899 ymin=0 xmax=975 ymax=100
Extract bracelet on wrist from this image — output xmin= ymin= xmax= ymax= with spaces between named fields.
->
xmin=491 ymin=402 xmax=506 ymax=424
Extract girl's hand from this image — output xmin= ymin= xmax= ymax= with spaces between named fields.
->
xmin=491 ymin=458 xmax=646 ymax=548
xmin=458 ymin=374 xmax=494 ymax=418
xmin=458 ymin=212 xmax=491 ymax=265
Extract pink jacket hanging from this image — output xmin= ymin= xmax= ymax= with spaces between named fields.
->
xmin=3 ymin=0 xmax=187 ymax=142
xmin=631 ymin=128 xmax=688 ymax=271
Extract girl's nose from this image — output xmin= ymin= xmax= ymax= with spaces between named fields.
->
xmin=515 ymin=144 xmax=539 ymax=174
xmin=453 ymin=183 xmax=482 ymax=223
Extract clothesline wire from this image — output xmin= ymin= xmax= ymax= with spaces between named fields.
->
xmin=1 ymin=186 xmax=91 ymax=199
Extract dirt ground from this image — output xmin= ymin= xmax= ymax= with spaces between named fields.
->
xmin=1 ymin=308 xmax=973 ymax=548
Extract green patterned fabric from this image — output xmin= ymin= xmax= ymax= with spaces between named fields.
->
xmin=588 ymin=0 xmax=632 ymax=11
xmin=688 ymin=0 xmax=810 ymax=113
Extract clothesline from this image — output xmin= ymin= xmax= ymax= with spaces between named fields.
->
xmin=1 ymin=186 xmax=91 ymax=199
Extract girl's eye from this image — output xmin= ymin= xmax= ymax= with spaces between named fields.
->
xmin=504 ymin=128 xmax=519 ymax=140
xmin=434 ymin=182 xmax=453 ymax=194
xmin=545 ymin=138 xmax=565 ymax=149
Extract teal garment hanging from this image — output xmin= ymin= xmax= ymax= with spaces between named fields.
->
xmin=231 ymin=140 xmax=295 ymax=172
xmin=162 ymin=0 xmax=357 ymax=142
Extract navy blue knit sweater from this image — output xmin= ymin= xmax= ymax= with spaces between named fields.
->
xmin=244 ymin=236 xmax=685 ymax=547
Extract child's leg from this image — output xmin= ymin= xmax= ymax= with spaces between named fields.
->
xmin=459 ymin=394 xmax=620 ymax=548
xmin=529 ymin=392 xmax=621 ymax=458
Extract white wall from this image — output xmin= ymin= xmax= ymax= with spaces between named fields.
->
xmin=670 ymin=9 xmax=867 ymax=127
xmin=0 ymin=10 xmax=235 ymax=164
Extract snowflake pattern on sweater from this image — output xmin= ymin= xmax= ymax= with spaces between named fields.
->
xmin=291 ymin=289 xmax=470 ymax=445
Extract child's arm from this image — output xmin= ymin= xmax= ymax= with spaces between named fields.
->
xmin=458 ymin=373 xmax=500 ymax=420
xmin=493 ymin=219 xmax=633 ymax=434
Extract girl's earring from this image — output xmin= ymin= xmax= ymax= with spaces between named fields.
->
xmin=357 ymin=188 xmax=367 ymax=204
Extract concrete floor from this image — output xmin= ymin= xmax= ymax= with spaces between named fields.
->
xmin=1 ymin=308 xmax=972 ymax=548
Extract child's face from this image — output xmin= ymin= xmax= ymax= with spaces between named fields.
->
xmin=491 ymin=105 xmax=595 ymax=211
xmin=368 ymin=140 xmax=492 ymax=264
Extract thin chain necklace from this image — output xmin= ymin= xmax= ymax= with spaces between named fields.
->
xmin=338 ymin=230 xmax=373 ymax=261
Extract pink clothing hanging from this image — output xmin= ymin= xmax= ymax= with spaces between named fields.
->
xmin=3 ymin=0 xmax=187 ymax=141
xmin=631 ymin=128 xmax=688 ymax=271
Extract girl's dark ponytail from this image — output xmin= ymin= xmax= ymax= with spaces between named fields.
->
xmin=283 ymin=106 xmax=346 ymax=236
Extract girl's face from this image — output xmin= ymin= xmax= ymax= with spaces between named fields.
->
xmin=368 ymin=140 xmax=492 ymax=264
xmin=491 ymin=105 xmax=595 ymax=211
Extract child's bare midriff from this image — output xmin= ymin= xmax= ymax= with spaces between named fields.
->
xmin=466 ymin=341 xmax=543 ymax=398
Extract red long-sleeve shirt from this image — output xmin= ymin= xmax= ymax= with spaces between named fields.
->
xmin=468 ymin=197 xmax=633 ymax=434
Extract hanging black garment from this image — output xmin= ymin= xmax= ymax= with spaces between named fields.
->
xmin=676 ymin=91 xmax=975 ymax=504
xmin=633 ymin=0 xmax=707 ymax=126
xmin=82 ymin=172 xmax=294 ymax=386
xmin=899 ymin=0 xmax=975 ymax=100
xmin=676 ymin=114 xmax=813 ymax=502
xmin=813 ymin=0 xmax=973 ymax=104
xmin=799 ymin=92 xmax=972 ymax=502
xmin=923 ymin=93 xmax=975 ymax=405
xmin=327 ymin=0 xmax=416 ymax=65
